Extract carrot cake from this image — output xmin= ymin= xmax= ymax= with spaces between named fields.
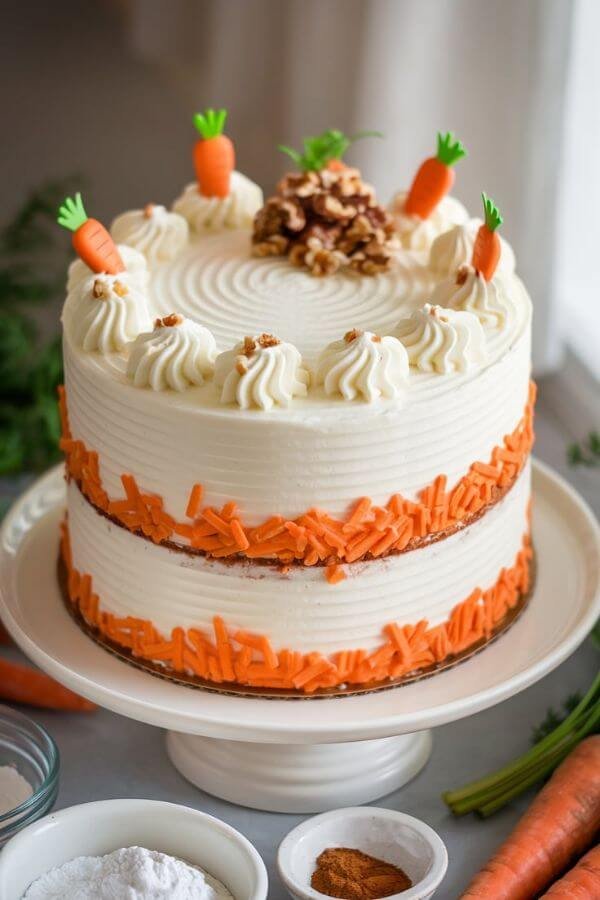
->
xmin=57 ymin=117 xmax=534 ymax=695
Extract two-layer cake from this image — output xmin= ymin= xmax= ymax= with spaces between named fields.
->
xmin=57 ymin=120 xmax=534 ymax=695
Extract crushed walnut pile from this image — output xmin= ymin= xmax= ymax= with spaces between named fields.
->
xmin=252 ymin=165 xmax=398 ymax=276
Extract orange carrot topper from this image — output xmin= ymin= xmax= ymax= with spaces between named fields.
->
xmin=404 ymin=131 xmax=466 ymax=219
xmin=471 ymin=193 xmax=503 ymax=281
xmin=57 ymin=193 xmax=124 ymax=275
xmin=193 ymin=108 xmax=235 ymax=198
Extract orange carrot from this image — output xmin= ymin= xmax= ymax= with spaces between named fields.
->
xmin=0 ymin=658 xmax=96 ymax=712
xmin=461 ymin=736 xmax=600 ymax=899
xmin=193 ymin=108 xmax=235 ymax=198
xmin=57 ymin=193 xmax=124 ymax=275
xmin=404 ymin=131 xmax=466 ymax=219
xmin=540 ymin=844 xmax=600 ymax=898
xmin=471 ymin=192 xmax=503 ymax=281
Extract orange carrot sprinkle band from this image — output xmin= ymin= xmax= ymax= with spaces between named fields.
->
xmin=58 ymin=383 xmax=535 ymax=578
xmin=60 ymin=520 xmax=533 ymax=694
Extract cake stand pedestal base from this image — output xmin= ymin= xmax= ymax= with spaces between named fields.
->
xmin=166 ymin=730 xmax=432 ymax=813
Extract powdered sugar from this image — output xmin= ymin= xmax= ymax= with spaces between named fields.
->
xmin=0 ymin=765 xmax=32 ymax=815
xmin=23 ymin=845 xmax=234 ymax=900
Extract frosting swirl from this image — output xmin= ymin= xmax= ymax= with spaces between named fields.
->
xmin=173 ymin=171 xmax=263 ymax=233
xmin=316 ymin=329 xmax=408 ymax=402
xmin=110 ymin=204 xmax=189 ymax=266
xmin=430 ymin=265 xmax=514 ymax=330
xmin=127 ymin=314 xmax=217 ymax=391
xmin=72 ymin=273 xmax=152 ymax=354
xmin=395 ymin=303 xmax=487 ymax=374
xmin=215 ymin=334 xmax=309 ymax=410
xmin=389 ymin=192 xmax=468 ymax=251
xmin=429 ymin=220 xmax=516 ymax=276
xmin=67 ymin=244 xmax=148 ymax=293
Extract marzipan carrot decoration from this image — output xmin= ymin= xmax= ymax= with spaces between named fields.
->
xmin=540 ymin=843 xmax=600 ymax=897
xmin=471 ymin=193 xmax=503 ymax=281
xmin=0 ymin=658 xmax=96 ymax=712
xmin=460 ymin=735 xmax=600 ymax=899
xmin=57 ymin=193 xmax=125 ymax=275
xmin=193 ymin=108 xmax=235 ymax=198
xmin=404 ymin=131 xmax=466 ymax=219
xmin=279 ymin=129 xmax=382 ymax=172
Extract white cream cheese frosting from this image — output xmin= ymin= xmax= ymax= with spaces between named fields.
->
xmin=173 ymin=171 xmax=263 ymax=233
xmin=429 ymin=220 xmax=516 ymax=276
xmin=430 ymin=265 xmax=515 ymax=330
xmin=215 ymin=334 xmax=309 ymax=410
xmin=110 ymin=204 xmax=189 ymax=266
xmin=127 ymin=314 xmax=217 ymax=391
xmin=316 ymin=329 xmax=408 ymax=402
xmin=67 ymin=244 xmax=148 ymax=293
xmin=395 ymin=303 xmax=487 ymax=374
xmin=389 ymin=192 xmax=468 ymax=251
xmin=68 ymin=273 xmax=152 ymax=354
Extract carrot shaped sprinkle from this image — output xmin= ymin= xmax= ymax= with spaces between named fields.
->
xmin=471 ymin=192 xmax=503 ymax=281
xmin=193 ymin=108 xmax=235 ymax=199
xmin=404 ymin=131 xmax=466 ymax=219
xmin=57 ymin=193 xmax=124 ymax=275
xmin=185 ymin=483 xmax=204 ymax=519
xmin=343 ymin=497 xmax=372 ymax=532
xmin=325 ymin=564 xmax=346 ymax=584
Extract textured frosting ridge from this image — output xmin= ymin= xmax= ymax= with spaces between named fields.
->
xmin=110 ymin=204 xmax=189 ymax=266
xmin=316 ymin=329 xmax=409 ymax=402
xmin=70 ymin=273 xmax=152 ymax=354
xmin=430 ymin=265 xmax=515 ymax=330
xmin=127 ymin=314 xmax=217 ymax=391
xmin=429 ymin=220 xmax=516 ymax=276
xmin=215 ymin=334 xmax=309 ymax=410
xmin=390 ymin=192 xmax=468 ymax=251
xmin=395 ymin=303 xmax=487 ymax=374
xmin=173 ymin=172 xmax=263 ymax=233
xmin=67 ymin=244 xmax=148 ymax=293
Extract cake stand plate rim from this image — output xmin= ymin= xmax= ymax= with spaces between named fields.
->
xmin=0 ymin=459 xmax=598 ymax=744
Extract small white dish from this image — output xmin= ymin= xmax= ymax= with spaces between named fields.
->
xmin=278 ymin=806 xmax=447 ymax=900
xmin=0 ymin=798 xmax=268 ymax=900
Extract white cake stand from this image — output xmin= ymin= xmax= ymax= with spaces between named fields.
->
xmin=1 ymin=461 xmax=598 ymax=813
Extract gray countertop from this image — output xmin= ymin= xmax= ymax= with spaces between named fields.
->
xmin=2 ymin=400 xmax=599 ymax=898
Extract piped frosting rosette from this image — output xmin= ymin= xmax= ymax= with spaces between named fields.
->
xmin=110 ymin=204 xmax=189 ymax=266
xmin=173 ymin=172 xmax=263 ymax=233
xmin=67 ymin=244 xmax=148 ymax=293
xmin=430 ymin=265 xmax=515 ymax=331
xmin=127 ymin=314 xmax=217 ymax=391
xmin=429 ymin=220 xmax=516 ymax=277
xmin=215 ymin=334 xmax=309 ymax=410
xmin=395 ymin=303 xmax=487 ymax=374
xmin=70 ymin=272 xmax=152 ymax=354
xmin=316 ymin=329 xmax=409 ymax=402
xmin=390 ymin=192 xmax=469 ymax=252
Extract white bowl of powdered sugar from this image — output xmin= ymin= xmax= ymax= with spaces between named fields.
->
xmin=0 ymin=798 xmax=268 ymax=900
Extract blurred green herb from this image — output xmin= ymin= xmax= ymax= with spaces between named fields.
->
xmin=0 ymin=178 xmax=79 ymax=475
xmin=567 ymin=431 xmax=600 ymax=468
xmin=532 ymin=693 xmax=583 ymax=745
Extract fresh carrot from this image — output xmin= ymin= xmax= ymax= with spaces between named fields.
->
xmin=471 ymin=193 xmax=503 ymax=281
xmin=460 ymin=736 xmax=600 ymax=899
xmin=404 ymin=131 xmax=466 ymax=219
xmin=57 ymin=193 xmax=124 ymax=275
xmin=0 ymin=658 xmax=96 ymax=712
xmin=193 ymin=108 xmax=235 ymax=198
xmin=540 ymin=844 xmax=600 ymax=898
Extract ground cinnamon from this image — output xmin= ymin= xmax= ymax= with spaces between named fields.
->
xmin=311 ymin=847 xmax=412 ymax=899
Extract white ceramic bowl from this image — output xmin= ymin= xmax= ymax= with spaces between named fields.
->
xmin=0 ymin=798 xmax=268 ymax=900
xmin=278 ymin=806 xmax=447 ymax=900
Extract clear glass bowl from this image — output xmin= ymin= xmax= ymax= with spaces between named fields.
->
xmin=0 ymin=704 xmax=59 ymax=846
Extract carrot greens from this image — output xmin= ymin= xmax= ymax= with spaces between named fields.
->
xmin=278 ymin=129 xmax=382 ymax=171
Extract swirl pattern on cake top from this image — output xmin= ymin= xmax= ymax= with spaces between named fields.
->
xmin=430 ymin=265 xmax=515 ymax=330
xmin=395 ymin=303 xmax=487 ymax=374
xmin=111 ymin=204 xmax=189 ymax=266
xmin=127 ymin=314 xmax=217 ymax=391
xmin=215 ymin=333 xmax=310 ymax=410
xmin=70 ymin=273 xmax=152 ymax=354
xmin=316 ymin=329 xmax=409 ymax=402
xmin=389 ymin=192 xmax=468 ymax=251
xmin=173 ymin=172 xmax=263 ymax=233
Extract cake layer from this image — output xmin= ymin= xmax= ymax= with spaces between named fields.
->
xmin=65 ymin=462 xmax=531 ymax=657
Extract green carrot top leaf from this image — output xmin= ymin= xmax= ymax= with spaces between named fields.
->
xmin=193 ymin=108 xmax=228 ymax=140
xmin=57 ymin=193 xmax=88 ymax=232
xmin=481 ymin=192 xmax=503 ymax=232
xmin=279 ymin=128 xmax=383 ymax=172
xmin=436 ymin=131 xmax=467 ymax=167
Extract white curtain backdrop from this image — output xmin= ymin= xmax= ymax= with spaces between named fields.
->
xmin=129 ymin=0 xmax=578 ymax=375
